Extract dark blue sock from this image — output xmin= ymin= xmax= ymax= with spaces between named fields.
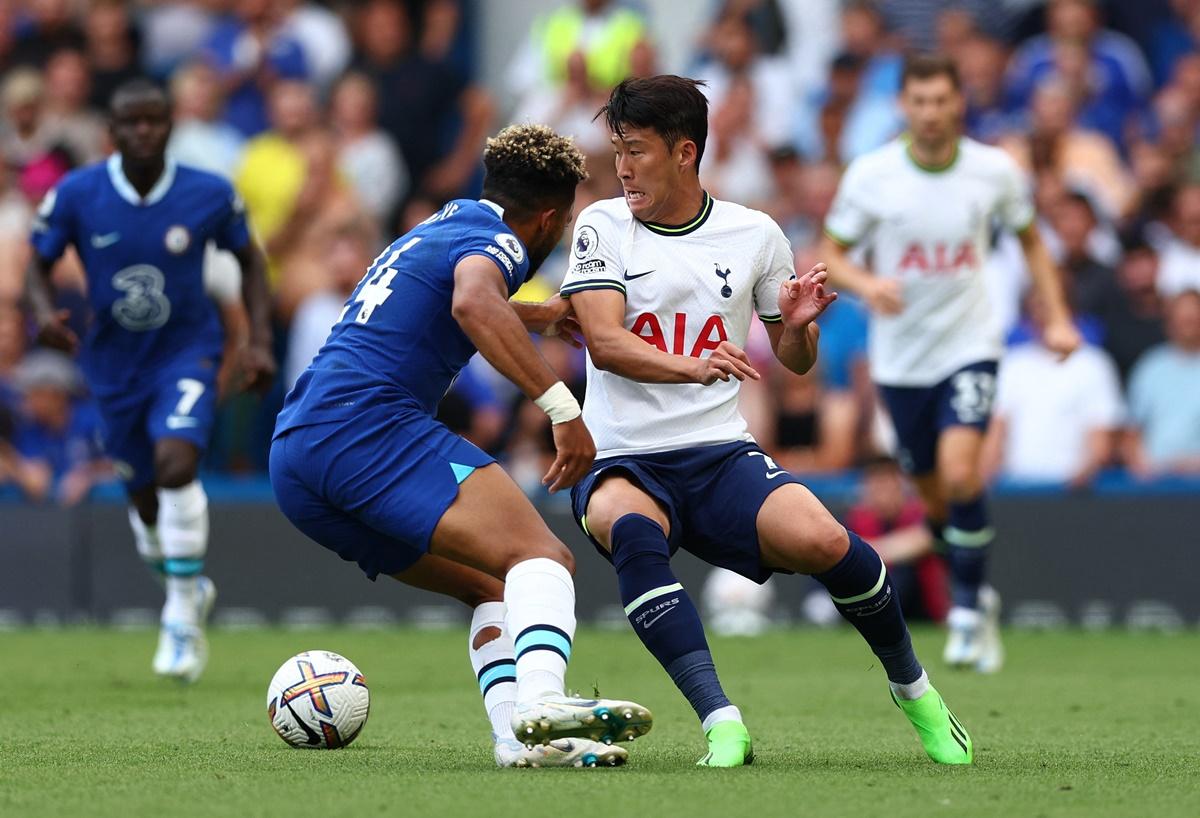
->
xmin=945 ymin=495 xmax=992 ymax=609
xmin=611 ymin=513 xmax=732 ymax=723
xmin=815 ymin=530 xmax=923 ymax=685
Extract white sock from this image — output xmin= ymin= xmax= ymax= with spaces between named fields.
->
xmin=701 ymin=705 xmax=743 ymax=733
xmin=469 ymin=602 xmax=517 ymax=742
xmin=128 ymin=507 xmax=163 ymax=578
xmin=504 ymin=558 xmax=576 ymax=704
xmin=889 ymin=669 xmax=931 ymax=701
xmin=158 ymin=481 xmax=209 ymax=625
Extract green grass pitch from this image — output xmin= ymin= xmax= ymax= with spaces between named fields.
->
xmin=5 ymin=626 xmax=1198 ymax=818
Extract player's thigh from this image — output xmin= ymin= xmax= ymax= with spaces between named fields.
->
xmin=147 ymin=360 xmax=219 ymax=485
xmin=581 ymin=472 xmax=672 ymax=552
xmin=390 ymin=554 xmax=504 ymax=609
xmin=429 ymin=463 xmax=573 ymax=579
xmin=756 ymin=482 xmax=850 ymax=575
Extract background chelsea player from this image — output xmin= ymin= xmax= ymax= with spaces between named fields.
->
xmin=270 ymin=124 xmax=652 ymax=766
xmin=27 ymin=80 xmax=276 ymax=682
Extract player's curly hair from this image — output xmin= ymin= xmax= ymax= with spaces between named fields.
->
xmin=481 ymin=124 xmax=588 ymax=216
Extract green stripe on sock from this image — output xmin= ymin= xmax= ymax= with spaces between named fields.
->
xmin=828 ymin=563 xmax=887 ymax=605
xmin=623 ymin=583 xmax=683 ymax=615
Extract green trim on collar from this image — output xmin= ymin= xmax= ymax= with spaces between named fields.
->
xmin=903 ymin=135 xmax=960 ymax=174
xmin=639 ymin=191 xmax=714 ymax=236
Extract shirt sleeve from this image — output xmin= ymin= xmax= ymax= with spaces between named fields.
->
xmin=29 ymin=186 xmax=75 ymax=262
xmin=213 ymin=185 xmax=252 ymax=253
xmin=995 ymin=154 xmax=1036 ymax=233
xmin=560 ymin=208 xmax=625 ymax=298
xmin=753 ymin=219 xmax=794 ymax=323
xmin=449 ymin=228 xmax=531 ymax=295
xmin=822 ymin=159 xmax=876 ymax=247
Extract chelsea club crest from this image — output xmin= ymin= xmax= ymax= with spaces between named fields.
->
xmin=164 ymin=225 xmax=191 ymax=255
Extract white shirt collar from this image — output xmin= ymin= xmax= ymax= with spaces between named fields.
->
xmin=107 ymin=153 xmax=177 ymax=207
xmin=478 ymin=198 xmax=505 ymax=218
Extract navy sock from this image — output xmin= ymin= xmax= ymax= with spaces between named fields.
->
xmin=945 ymin=495 xmax=992 ymax=609
xmin=815 ymin=530 xmax=923 ymax=685
xmin=611 ymin=513 xmax=732 ymax=723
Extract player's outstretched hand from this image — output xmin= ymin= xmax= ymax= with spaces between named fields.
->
xmin=779 ymin=262 xmax=838 ymax=327
xmin=540 ymin=297 xmax=584 ymax=349
xmin=239 ymin=343 xmax=278 ymax=394
xmin=36 ymin=310 xmax=79 ymax=355
xmin=1043 ymin=318 xmax=1082 ymax=361
xmin=694 ymin=341 xmax=760 ymax=385
xmin=863 ymin=276 xmax=904 ymax=315
xmin=543 ymin=416 xmax=596 ymax=494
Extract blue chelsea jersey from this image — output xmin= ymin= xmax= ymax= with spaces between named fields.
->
xmin=30 ymin=155 xmax=250 ymax=396
xmin=276 ymin=199 xmax=531 ymax=433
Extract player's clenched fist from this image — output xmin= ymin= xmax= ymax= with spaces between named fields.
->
xmin=544 ymin=416 xmax=597 ymax=493
xmin=779 ymin=262 xmax=839 ymax=327
xmin=693 ymin=340 xmax=760 ymax=385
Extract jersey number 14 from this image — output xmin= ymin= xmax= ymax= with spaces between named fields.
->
xmin=342 ymin=237 xmax=422 ymax=325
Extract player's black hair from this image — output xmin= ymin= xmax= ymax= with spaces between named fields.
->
xmin=597 ymin=75 xmax=710 ymax=168
xmin=481 ymin=123 xmax=588 ymax=217
xmin=901 ymin=53 xmax=961 ymax=91
xmin=109 ymin=78 xmax=169 ymax=116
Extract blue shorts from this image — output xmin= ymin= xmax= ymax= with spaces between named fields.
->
xmin=876 ymin=360 xmax=998 ymax=476
xmin=570 ymin=441 xmax=802 ymax=584
xmin=96 ymin=357 xmax=220 ymax=490
xmin=268 ymin=404 xmax=495 ymax=580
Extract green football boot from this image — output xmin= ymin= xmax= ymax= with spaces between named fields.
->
xmin=696 ymin=720 xmax=754 ymax=767
xmin=892 ymin=685 xmax=973 ymax=764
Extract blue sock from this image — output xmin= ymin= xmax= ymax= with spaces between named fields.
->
xmin=815 ymin=530 xmax=923 ymax=685
xmin=611 ymin=513 xmax=732 ymax=724
xmin=945 ymin=495 xmax=992 ymax=610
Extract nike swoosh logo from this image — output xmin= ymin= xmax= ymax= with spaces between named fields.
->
xmin=90 ymin=232 xmax=120 ymax=248
xmin=165 ymin=416 xmax=199 ymax=429
xmin=623 ymin=269 xmax=655 ymax=281
xmin=641 ymin=605 xmax=678 ymax=629
xmin=765 ymin=471 xmax=787 ymax=479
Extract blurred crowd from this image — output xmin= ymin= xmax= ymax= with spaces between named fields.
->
xmin=1 ymin=0 xmax=1199 ymax=511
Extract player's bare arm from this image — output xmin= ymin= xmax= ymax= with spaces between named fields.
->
xmin=509 ymin=295 xmax=583 ymax=348
xmin=766 ymin=262 xmax=838 ymax=376
xmin=452 ymin=255 xmax=595 ymax=492
xmin=818 ymin=233 xmax=903 ymax=315
xmin=1016 ymin=223 xmax=1082 ymax=359
xmin=232 ymin=242 xmax=277 ymax=393
xmin=570 ymin=288 xmax=759 ymax=385
xmin=25 ymin=254 xmax=79 ymax=354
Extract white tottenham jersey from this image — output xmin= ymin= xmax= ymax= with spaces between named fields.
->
xmin=561 ymin=193 xmax=793 ymax=458
xmin=824 ymin=136 xmax=1035 ymax=386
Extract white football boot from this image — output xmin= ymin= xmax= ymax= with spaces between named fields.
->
xmin=974 ymin=586 xmax=1004 ymax=674
xmin=512 ymin=695 xmax=653 ymax=746
xmin=153 ymin=576 xmax=216 ymax=683
xmin=942 ymin=605 xmax=983 ymax=669
xmin=494 ymin=737 xmax=628 ymax=768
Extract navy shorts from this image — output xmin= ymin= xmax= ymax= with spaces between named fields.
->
xmin=877 ymin=360 xmax=998 ymax=476
xmin=97 ymin=356 xmax=220 ymax=490
xmin=570 ymin=441 xmax=802 ymax=584
xmin=269 ymin=404 xmax=495 ymax=580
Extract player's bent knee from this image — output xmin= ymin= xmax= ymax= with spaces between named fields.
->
xmin=154 ymin=441 xmax=200 ymax=489
xmin=941 ymin=469 xmax=983 ymax=502
xmin=586 ymin=477 xmax=669 ymax=550
xmin=502 ymin=538 xmax=575 ymax=577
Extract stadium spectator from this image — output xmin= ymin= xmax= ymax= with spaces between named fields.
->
xmin=999 ymin=79 xmax=1135 ymax=221
xmin=84 ymin=0 xmax=141 ymax=112
xmin=201 ymin=0 xmax=309 ymax=137
xmin=1047 ymin=191 xmax=1116 ymax=319
xmin=844 ymin=455 xmax=946 ymax=622
xmin=139 ymin=0 xmax=218 ymax=80
xmin=957 ymin=35 xmax=1015 ymax=144
xmin=1146 ymin=0 xmax=1200 ymax=88
xmin=168 ymin=62 xmax=246 ymax=179
xmin=330 ymin=72 xmax=408 ymax=231
xmin=352 ymin=0 xmax=493 ymax=201
xmin=1 ymin=67 xmax=51 ymax=171
xmin=1126 ymin=290 xmax=1200 ymax=475
xmin=512 ymin=49 xmax=611 ymax=164
xmin=0 ymin=162 xmax=32 ymax=303
xmin=1097 ymin=239 xmax=1168 ymax=382
xmin=279 ymin=0 xmax=353 ymax=92
xmin=506 ymin=0 xmax=647 ymax=112
xmin=1144 ymin=86 xmax=1199 ymax=180
xmin=1006 ymin=0 xmax=1151 ymax=148
xmin=703 ymin=75 xmax=775 ymax=208
xmin=3 ymin=349 xmax=112 ymax=505
xmin=986 ymin=295 xmax=1124 ymax=486
xmin=42 ymin=48 xmax=107 ymax=165
xmin=1157 ymin=184 xmax=1200 ymax=297
xmin=8 ymin=0 xmax=84 ymax=70
xmin=0 ymin=299 xmax=24 ymax=410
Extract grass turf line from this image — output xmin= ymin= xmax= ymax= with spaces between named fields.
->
xmin=4 ymin=627 xmax=1198 ymax=818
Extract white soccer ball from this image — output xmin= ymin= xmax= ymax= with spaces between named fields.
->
xmin=267 ymin=650 xmax=370 ymax=749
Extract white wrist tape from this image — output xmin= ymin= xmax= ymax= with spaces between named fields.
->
xmin=534 ymin=381 xmax=581 ymax=425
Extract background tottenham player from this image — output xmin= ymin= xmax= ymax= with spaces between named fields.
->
xmin=26 ymin=79 xmax=276 ymax=683
xmin=819 ymin=54 xmax=1082 ymax=673
xmin=270 ymin=124 xmax=651 ymax=768
xmin=561 ymin=75 xmax=973 ymax=768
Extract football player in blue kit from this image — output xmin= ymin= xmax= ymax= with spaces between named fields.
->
xmin=270 ymin=124 xmax=652 ymax=768
xmin=27 ymin=80 xmax=276 ymax=682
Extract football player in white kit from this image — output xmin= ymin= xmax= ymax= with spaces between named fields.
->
xmin=563 ymin=75 xmax=973 ymax=768
xmin=819 ymin=55 xmax=1081 ymax=673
